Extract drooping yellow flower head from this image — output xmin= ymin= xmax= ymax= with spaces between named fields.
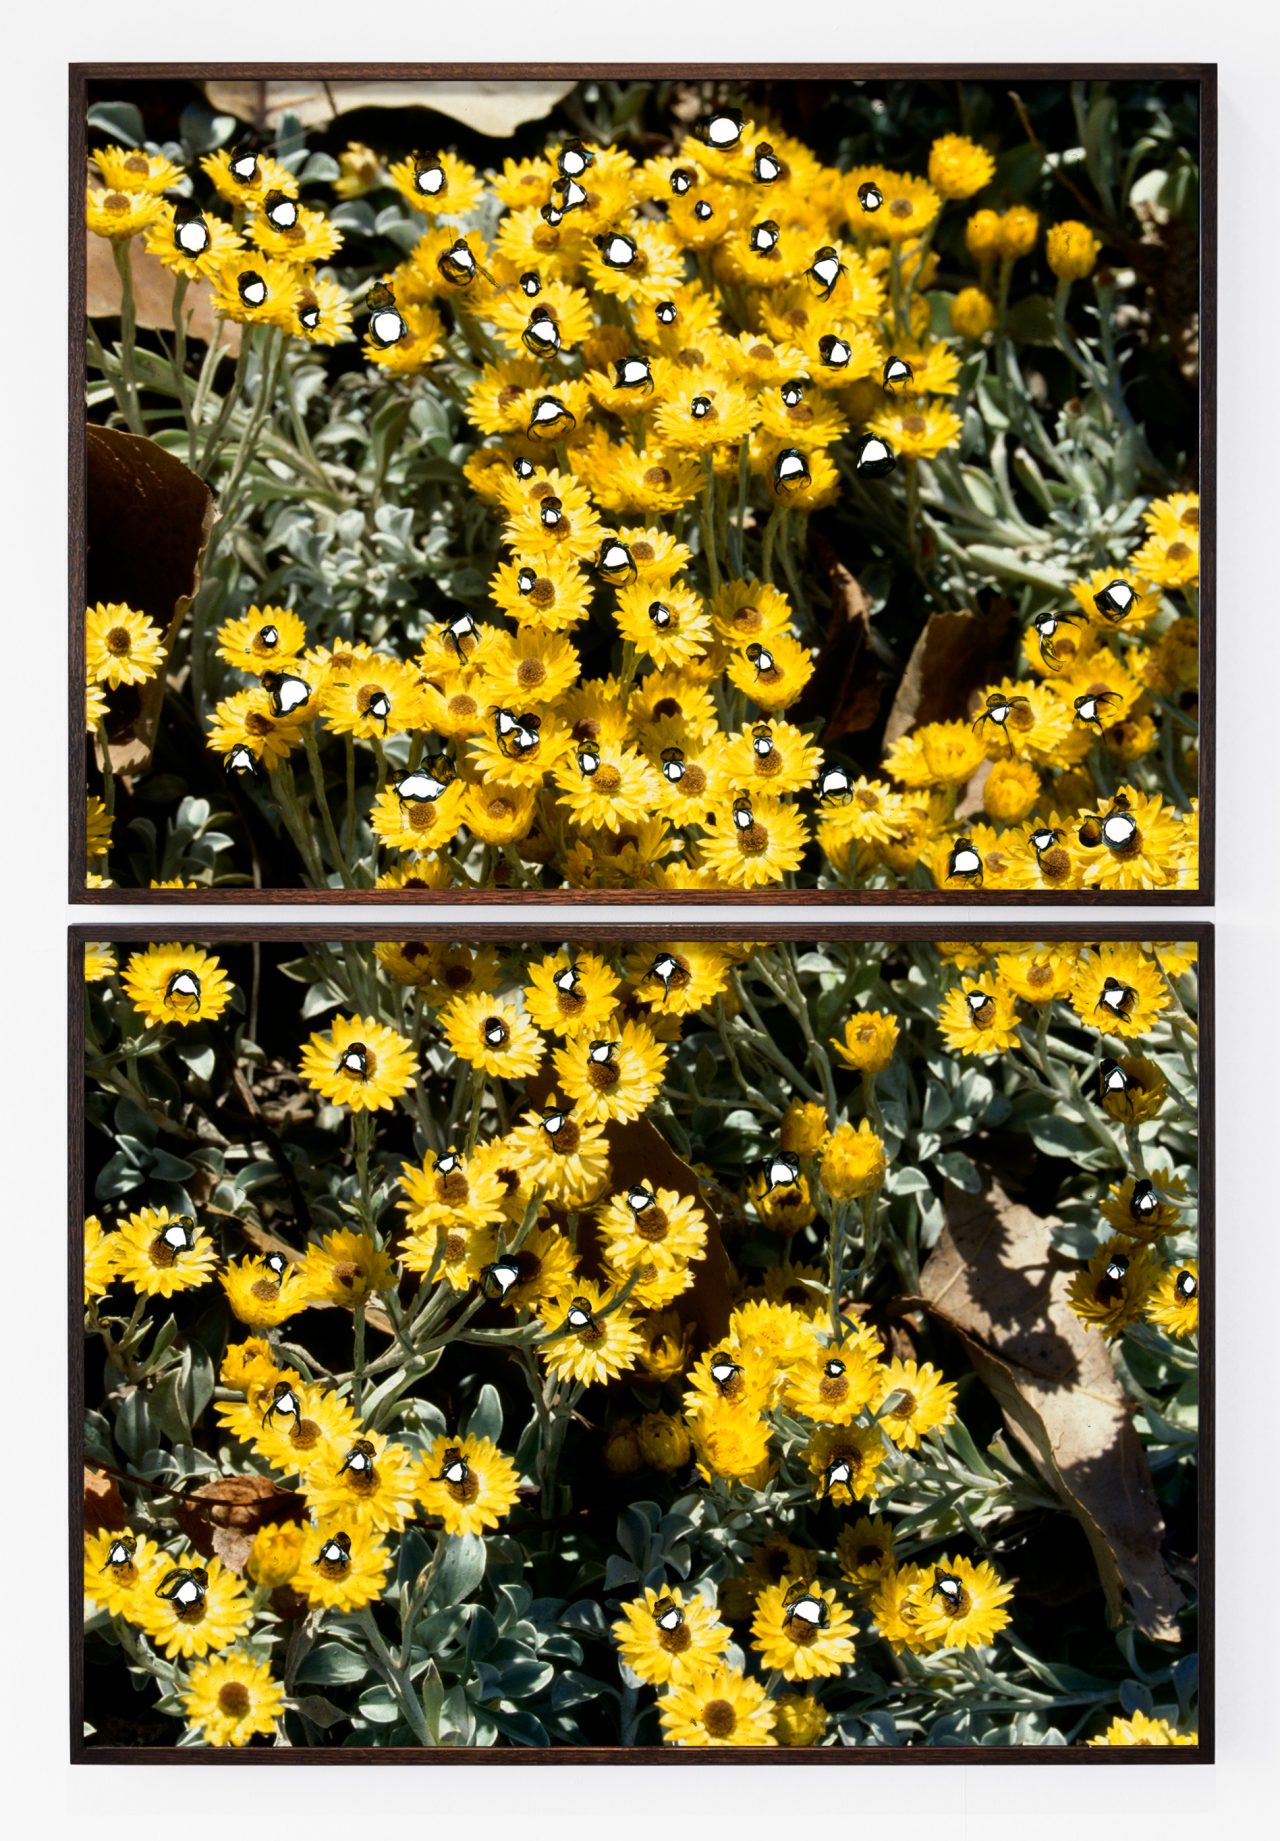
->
xmin=831 ymin=1009 xmax=899 ymax=1076
xmin=819 ymin=1119 xmax=886 ymax=1200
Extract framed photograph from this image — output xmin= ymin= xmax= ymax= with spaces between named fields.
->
xmin=72 ymin=65 xmax=1213 ymax=903
xmin=72 ymin=923 xmax=1211 ymax=1758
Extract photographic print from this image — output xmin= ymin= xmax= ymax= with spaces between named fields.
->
xmin=74 ymin=69 xmax=1211 ymax=899
xmin=74 ymin=927 xmax=1208 ymax=1756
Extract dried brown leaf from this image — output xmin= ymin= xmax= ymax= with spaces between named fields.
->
xmin=84 ymin=1466 xmax=126 ymax=1536
xmin=883 ymin=604 xmax=1016 ymax=747
xmin=792 ymin=533 xmax=880 ymax=742
xmin=919 ymin=1178 xmax=1185 ymax=1642
xmin=172 ymin=1474 xmax=307 ymax=1575
xmin=87 ymin=425 xmax=215 ymax=777
xmin=85 ymin=231 xmax=240 ymax=351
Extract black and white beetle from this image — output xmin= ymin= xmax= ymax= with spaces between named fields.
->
xmin=1093 ymin=579 xmax=1136 ymax=622
xmin=165 ymin=968 xmax=202 ymax=1008
xmin=947 ymin=837 xmax=983 ymax=881
xmin=853 ymin=433 xmax=895 ymax=478
xmin=366 ymin=282 xmax=407 ymax=347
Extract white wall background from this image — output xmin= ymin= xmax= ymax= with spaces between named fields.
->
xmin=8 ymin=0 xmax=1275 ymax=1829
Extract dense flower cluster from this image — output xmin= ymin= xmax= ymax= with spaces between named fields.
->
xmin=82 ymin=932 xmax=1199 ymax=1749
xmin=83 ymin=87 xmax=1201 ymax=891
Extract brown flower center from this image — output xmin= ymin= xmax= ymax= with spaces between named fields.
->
xmin=703 ymin=1698 xmax=736 ymax=1738
xmin=443 ymin=962 xmax=473 ymax=990
xmin=486 ymin=796 xmax=514 ymax=820
xmin=731 ymin=606 xmax=762 ymax=633
xmin=444 ymin=1232 xmax=468 ymax=1263
xmin=787 ymin=404 xmax=814 ymax=426
xmin=124 ymin=155 xmax=149 ymax=174
xmin=680 ymin=763 xmax=707 ymax=795
xmin=517 ymin=658 xmax=547 ymax=690
xmin=217 ymin=1681 xmax=251 ymax=1717
xmin=587 ymin=1056 xmax=621 ymax=1091
xmin=658 ymin=1619 xmax=692 ymax=1654
xmin=652 ymin=697 xmax=681 ymax=720
xmin=148 ymin=1235 xmax=179 ymax=1268
xmin=592 ymin=764 xmax=622 ymax=793
xmin=547 ymin=1119 xmax=580 ymax=1154
xmin=104 ymin=192 xmax=129 ymax=212
xmin=631 ymin=541 xmax=655 ymax=562
xmin=106 ymin=626 xmax=132 ymax=654
xmin=530 ymin=578 xmax=556 ymax=607
xmin=449 ymin=693 xmax=477 ymax=719
xmin=819 ymin=1370 xmax=850 ymax=1404
xmin=634 ymin=1207 xmax=670 ymax=1242
xmin=889 ymin=197 xmax=913 ymax=219
xmin=903 ymin=413 xmax=927 ymax=438
xmin=290 ymin=1418 xmax=321 ymax=1450
xmin=1167 ymin=541 xmax=1190 ymax=562
xmin=246 ymin=712 xmax=275 ymax=737
xmin=644 ymin=466 xmax=671 ymax=488
xmin=250 ymin=1277 xmax=281 ymax=1301
xmin=437 ymin=1170 xmax=470 ymax=1205
xmin=737 ymin=821 xmax=769 ymax=855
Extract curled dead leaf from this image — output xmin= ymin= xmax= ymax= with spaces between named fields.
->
xmin=172 ymin=1473 xmax=307 ymax=1575
xmin=87 ymin=425 xmax=215 ymax=777
xmin=84 ymin=1466 xmax=127 ymax=1536
xmin=919 ymin=1178 xmax=1185 ymax=1643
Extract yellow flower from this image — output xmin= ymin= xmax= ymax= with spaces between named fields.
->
xmin=1099 ymin=1170 xmax=1187 ymax=1243
xmin=596 ymin=1186 xmax=709 ymax=1269
xmin=522 ymin=951 xmax=621 ymax=1039
xmin=928 ymin=134 xmax=995 ymax=199
xmin=84 ymin=1527 xmax=166 ymax=1618
xmin=299 ymin=1230 xmax=395 ymax=1308
xmin=246 ymin=1522 xmax=305 ymax=1588
xmin=389 ymin=150 xmax=484 ymax=216
xmin=697 ymin=793 xmax=809 ymax=889
xmin=221 ymin=1255 xmax=307 ymax=1328
xmin=216 ymin=605 xmax=307 ymax=675
xmin=298 ymin=1014 xmax=416 ymax=1112
xmin=869 ymin=1563 xmax=932 ymax=1654
xmin=613 ymin=1585 xmax=730 ymax=1686
xmin=819 ymin=1120 xmax=886 ymax=1200
xmin=122 ymin=944 xmax=233 ymax=1027
xmin=836 ymin=1515 xmax=897 ymax=1590
xmin=1097 ymin=1054 xmax=1167 ymax=1124
xmin=399 ymin=1143 xmax=508 ymax=1232
xmin=134 ymin=1554 xmax=254 ymax=1659
xmin=937 ymin=979 xmax=1022 ymax=1056
xmin=1046 ymin=220 xmax=1102 ymax=280
xmin=1087 ymin=1710 xmax=1197 ymax=1747
xmin=85 ymin=186 xmax=161 ymax=240
xmin=182 ymin=1651 xmax=286 ymax=1748
xmin=910 ymin=1555 xmax=1014 ymax=1650
xmin=91 ymin=143 xmax=183 ymax=194
xmin=657 ymin=1665 xmax=777 ymax=1746
xmin=83 ymin=1213 xmax=117 ymax=1301
xmin=636 ymin=1412 xmax=692 ymax=1471
xmin=786 ymin=1331 xmax=882 ymax=1428
xmin=965 ymin=209 xmax=1003 ymax=262
xmin=1146 ymin=1262 xmax=1199 ymax=1341
xmin=294 ymin=1521 xmax=391 ymax=1613
xmin=552 ymin=1019 xmax=669 ymax=1123
xmin=875 ymin=1359 xmax=958 ymax=1449
xmin=1068 ymin=1238 xmax=1160 ymax=1337
xmin=206 ymin=687 xmax=305 ymax=770
xmin=508 ymin=1102 xmax=612 ymax=1208
xmin=780 ymin=1099 xmax=828 ymax=1158
xmin=751 ymin=1577 xmax=857 ymax=1681
xmin=210 ymin=254 xmax=301 ymax=329
xmin=86 ymin=602 xmax=166 ymax=687
xmin=983 ymin=757 xmax=1041 ymax=823
xmin=804 ymin=1423 xmax=887 ymax=1505
xmin=637 ymin=1310 xmax=694 ymax=1383
xmin=831 ymin=1010 xmax=899 ymax=1076
xmin=951 ymin=286 xmax=996 ymax=338
xmin=772 ymin=1692 xmax=828 ymax=1746
xmin=538 ymin=1280 xmax=643 ymax=1386
xmin=440 ymin=990 xmax=544 ymax=1081
xmin=689 ymin=1401 xmax=773 ymax=1483
xmin=1069 ymin=944 xmax=1170 ymax=1037
xmin=995 ymin=945 xmax=1076 ymax=1006
xmin=417 ymin=1434 xmax=521 ymax=1535
xmin=995 ymin=206 xmax=1039 ymax=259
xmin=112 ymin=1207 xmax=218 ymax=1297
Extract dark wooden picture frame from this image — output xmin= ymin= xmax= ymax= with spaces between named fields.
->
xmin=69 ymin=919 xmax=1214 ymax=1763
xmin=68 ymin=63 xmax=1216 ymax=905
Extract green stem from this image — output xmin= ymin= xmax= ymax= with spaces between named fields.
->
xmin=110 ymin=239 xmax=145 ymax=433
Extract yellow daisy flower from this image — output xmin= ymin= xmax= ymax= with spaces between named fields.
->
xmin=417 ymin=1433 xmax=521 ymax=1535
xmin=613 ymin=1585 xmax=730 ymax=1686
xmin=299 ymin=1230 xmax=395 ymax=1308
xmin=220 ymin=1254 xmax=307 ymax=1328
xmin=439 ymin=989 xmax=544 ymax=1080
xmin=134 ymin=1555 xmax=254 ymax=1659
xmin=551 ymin=1018 xmax=669 ymax=1123
xmin=1146 ymin=1262 xmax=1199 ymax=1341
xmin=298 ymin=1015 xmax=416 ymax=1112
xmin=86 ymin=602 xmax=165 ymax=688
xmin=84 ymin=1528 xmax=166 ymax=1619
xmin=910 ymin=1555 xmax=1014 ymax=1650
xmin=875 ymin=1359 xmax=958 ymax=1449
xmin=751 ymin=1577 xmax=857 ymax=1681
xmin=937 ymin=979 xmax=1022 ymax=1056
xmin=538 ymin=1280 xmax=643 ymax=1385
xmin=112 ymin=1207 xmax=218 ymax=1297
xmin=1087 ymin=1710 xmax=1197 ymax=1747
xmin=122 ymin=944 xmax=232 ymax=1027
xmin=182 ymin=1651 xmax=286 ymax=1748
xmin=294 ymin=1522 xmax=391 ymax=1613
xmin=657 ymin=1665 xmax=777 ymax=1746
